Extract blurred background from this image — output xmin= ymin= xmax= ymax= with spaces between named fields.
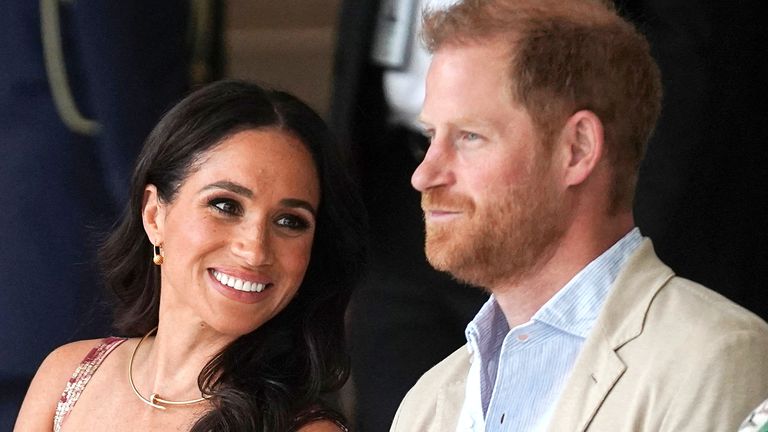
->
xmin=225 ymin=0 xmax=340 ymax=115
xmin=1 ymin=1 xmax=765 ymax=431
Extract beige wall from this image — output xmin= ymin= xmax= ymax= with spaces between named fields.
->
xmin=224 ymin=0 xmax=341 ymax=118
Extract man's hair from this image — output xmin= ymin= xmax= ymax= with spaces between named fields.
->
xmin=422 ymin=0 xmax=662 ymax=212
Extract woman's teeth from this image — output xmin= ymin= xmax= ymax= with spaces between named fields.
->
xmin=212 ymin=270 xmax=266 ymax=293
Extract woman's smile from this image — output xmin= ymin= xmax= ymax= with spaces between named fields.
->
xmin=208 ymin=269 xmax=273 ymax=304
xmin=212 ymin=269 xmax=269 ymax=293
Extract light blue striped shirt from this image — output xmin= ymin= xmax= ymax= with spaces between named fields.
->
xmin=456 ymin=228 xmax=643 ymax=431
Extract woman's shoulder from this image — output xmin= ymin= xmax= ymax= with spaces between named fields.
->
xmin=42 ymin=338 xmax=124 ymax=382
xmin=36 ymin=338 xmax=110 ymax=391
xmin=13 ymin=338 xmax=120 ymax=431
xmin=49 ymin=338 xmax=111 ymax=366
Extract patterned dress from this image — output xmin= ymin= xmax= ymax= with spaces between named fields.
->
xmin=50 ymin=336 xmax=349 ymax=431
xmin=53 ymin=337 xmax=127 ymax=432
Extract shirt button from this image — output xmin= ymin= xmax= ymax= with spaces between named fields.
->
xmin=516 ymin=334 xmax=529 ymax=341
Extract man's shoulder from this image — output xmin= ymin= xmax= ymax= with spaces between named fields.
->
xmin=598 ymin=275 xmax=768 ymax=430
xmin=390 ymin=346 xmax=470 ymax=432
xmin=416 ymin=344 xmax=472 ymax=388
xmin=651 ymin=275 xmax=768 ymax=334
xmin=611 ymin=239 xmax=768 ymax=339
xmin=551 ymin=248 xmax=768 ymax=431
xmin=617 ymin=261 xmax=768 ymax=368
xmin=401 ymin=345 xmax=470 ymax=406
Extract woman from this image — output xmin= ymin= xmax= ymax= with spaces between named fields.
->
xmin=14 ymin=80 xmax=367 ymax=431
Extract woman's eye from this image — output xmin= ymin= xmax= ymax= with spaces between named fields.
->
xmin=210 ymin=198 xmax=243 ymax=216
xmin=275 ymin=214 xmax=310 ymax=231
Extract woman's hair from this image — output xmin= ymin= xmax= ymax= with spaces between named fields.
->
xmin=100 ymin=80 xmax=367 ymax=431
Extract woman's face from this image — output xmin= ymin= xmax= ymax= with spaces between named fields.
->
xmin=143 ymin=128 xmax=320 ymax=336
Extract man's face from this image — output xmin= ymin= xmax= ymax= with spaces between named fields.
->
xmin=412 ymin=41 xmax=568 ymax=289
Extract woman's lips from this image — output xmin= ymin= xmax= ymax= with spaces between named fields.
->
xmin=208 ymin=269 xmax=273 ymax=304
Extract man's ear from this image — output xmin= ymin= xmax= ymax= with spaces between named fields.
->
xmin=142 ymin=184 xmax=166 ymax=245
xmin=559 ymin=110 xmax=605 ymax=187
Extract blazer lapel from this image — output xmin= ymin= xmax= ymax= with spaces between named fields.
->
xmin=548 ymin=239 xmax=675 ymax=431
xmin=435 ymin=378 xmax=468 ymax=431
xmin=548 ymin=324 xmax=627 ymax=431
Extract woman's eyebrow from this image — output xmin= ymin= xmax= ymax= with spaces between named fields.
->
xmin=280 ymin=198 xmax=317 ymax=217
xmin=200 ymin=180 xmax=253 ymax=198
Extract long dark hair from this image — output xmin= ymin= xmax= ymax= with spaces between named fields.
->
xmin=100 ymin=80 xmax=367 ymax=431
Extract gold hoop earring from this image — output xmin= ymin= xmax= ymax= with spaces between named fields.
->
xmin=152 ymin=244 xmax=164 ymax=265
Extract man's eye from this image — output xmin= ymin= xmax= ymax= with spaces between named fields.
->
xmin=275 ymin=215 xmax=310 ymax=231
xmin=463 ymin=131 xmax=480 ymax=141
xmin=210 ymin=198 xmax=242 ymax=216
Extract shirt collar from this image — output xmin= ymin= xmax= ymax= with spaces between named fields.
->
xmin=533 ymin=227 xmax=642 ymax=337
xmin=466 ymin=228 xmax=643 ymax=351
xmin=465 ymin=293 xmax=507 ymax=357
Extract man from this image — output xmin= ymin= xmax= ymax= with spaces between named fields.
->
xmin=390 ymin=0 xmax=768 ymax=430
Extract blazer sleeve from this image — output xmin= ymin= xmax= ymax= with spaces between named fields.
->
xmin=657 ymin=328 xmax=768 ymax=431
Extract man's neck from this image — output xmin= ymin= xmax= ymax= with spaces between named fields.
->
xmin=491 ymin=216 xmax=634 ymax=328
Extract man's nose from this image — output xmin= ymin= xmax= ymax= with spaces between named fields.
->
xmin=411 ymin=137 xmax=452 ymax=192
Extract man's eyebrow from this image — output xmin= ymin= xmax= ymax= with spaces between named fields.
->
xmin=280 ymin=198 xmax=317 ymax=217
xmin=200 ymin=181 xmax=253 ymax=198
xmin=416 ymin=117 xmax=494 ymax=130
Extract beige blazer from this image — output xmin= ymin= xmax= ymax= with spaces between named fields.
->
xmin=390 ymin=240 xmax=768 ymax=431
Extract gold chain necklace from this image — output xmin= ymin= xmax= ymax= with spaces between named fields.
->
xmin=128 ymin=326 xmax=208 ymax=410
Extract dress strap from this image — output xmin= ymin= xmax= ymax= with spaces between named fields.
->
xmin=53 ymin=337 xmax=127 ymax=432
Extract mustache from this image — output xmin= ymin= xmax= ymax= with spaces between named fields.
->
xmin=421 ymin=190 xmax=474 ymax=212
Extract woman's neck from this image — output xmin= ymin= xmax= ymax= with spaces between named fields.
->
xmin=133 ymin=313 xmax=238 ymax=402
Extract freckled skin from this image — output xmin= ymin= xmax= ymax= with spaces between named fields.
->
xmin=151 ymin=128 xmax=321 ymax=337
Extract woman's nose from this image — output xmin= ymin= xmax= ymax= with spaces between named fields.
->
xmin=231 ymin=224 xmax=273 ymax=267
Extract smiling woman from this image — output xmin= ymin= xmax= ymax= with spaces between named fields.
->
xmin=142 ymin=128 xmax=321 ymax=337
xmin=13 ymin=80 xmax=367 ymax=432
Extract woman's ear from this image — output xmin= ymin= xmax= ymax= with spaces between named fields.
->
xmin=560 ymin=109 xmax=605 ymax=187
xmin=142 ymin=184 xmax=166 ymax=245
